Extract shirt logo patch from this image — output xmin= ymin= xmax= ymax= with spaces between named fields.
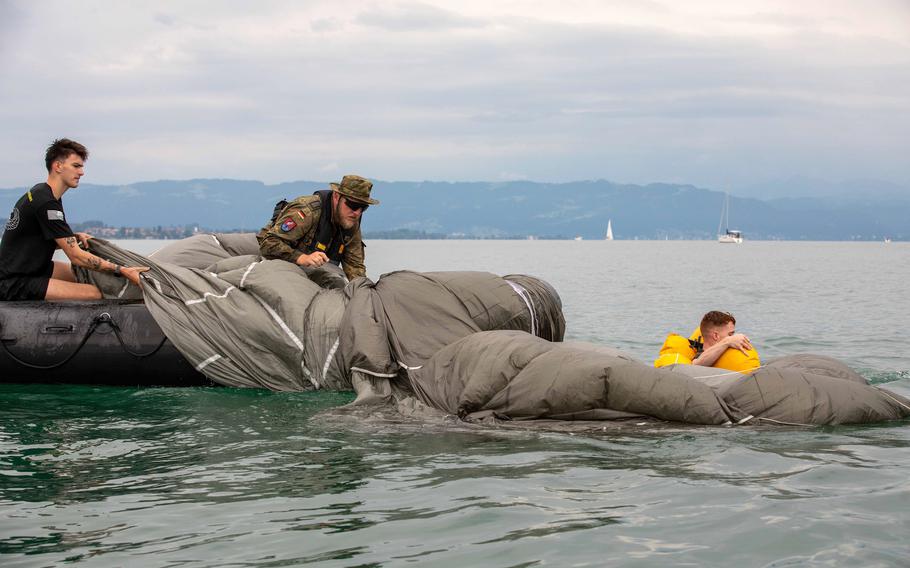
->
xmin=280 ymin=218 xmax=297 ymax=232
xmin=47 ymin=209 xmax=65 ymax=221
xmin=5 ymin=207 xmax=19 ymax=231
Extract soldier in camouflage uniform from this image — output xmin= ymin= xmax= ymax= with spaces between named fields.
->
xmin=257 ymin=175 xmax=379 ymax=282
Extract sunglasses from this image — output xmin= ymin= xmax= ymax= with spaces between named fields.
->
xmin=343 ymin=198 xmax=369 ymax=212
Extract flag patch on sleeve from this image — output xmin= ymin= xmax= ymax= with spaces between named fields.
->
xmin=280 ymin=218 xmax=297 ymax=232
xmin=47 ymin=210 xmax=65 ymax=221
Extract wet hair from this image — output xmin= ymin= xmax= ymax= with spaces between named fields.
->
xmin=45 ymin=138 xmax=89 ymax=172
xmin=700 ymin=310 xmax=736 ymax=332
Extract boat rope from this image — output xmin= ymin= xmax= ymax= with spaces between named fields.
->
xmin=0 ymin=311 xmax=168 ymax=370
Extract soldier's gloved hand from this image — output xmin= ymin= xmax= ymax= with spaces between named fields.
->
xmin=296 ymin=251 xmax=329 ymax=267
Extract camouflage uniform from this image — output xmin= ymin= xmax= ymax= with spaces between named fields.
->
xmin=257 ymin=194 xmax=366 ymax=280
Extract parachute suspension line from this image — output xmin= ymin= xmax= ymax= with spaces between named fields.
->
xmin=753 ymin=416 xmax=815 ymax=427
xmin=685 ymin=365 xmax=768 ymax=379
xmin=350 ymin=367 xmax=398 ymax=378
xmin=239 ymin=261 xmax=260 ymax=289
xmin=250 ymin=292 xmax=303 ymax=351
xmin=303 ymin=362 xmax=320 ymax=389
xmin=322 ymin=338 xmax=340 ymax=380
xmin=878 ymin=390 xmax=910 ymax=413
xmin=115 ymin=281 xmax=131 ymax=298
xmin=195 ymin=354 xmax=222 ymax=372
xmin=184 ymin=286 xmax=237 ymax=306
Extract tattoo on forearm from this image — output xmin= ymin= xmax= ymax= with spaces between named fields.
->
xmin=88 ymin=257 xmax=101 ymax=270
xmin=65 ymin=237 xmax=77 ymax=247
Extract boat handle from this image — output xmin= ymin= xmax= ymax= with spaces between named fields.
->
xmin=42 ymin=324 xmax=76 ymax=334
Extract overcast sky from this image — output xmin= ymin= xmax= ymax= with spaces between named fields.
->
xmin=1 ymin=0 xmax=908 ymax=194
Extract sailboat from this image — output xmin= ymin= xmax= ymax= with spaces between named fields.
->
xmin=605 ymin=219 xmax=614 ymax=240
xmin=717 ymin=192 xmax=743 ymax=244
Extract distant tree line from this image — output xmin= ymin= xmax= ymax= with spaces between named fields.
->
xmin=69 ymin=222 xmax=584 ymax=240
xmin=70 ymin=220 xmax=205 ymax=240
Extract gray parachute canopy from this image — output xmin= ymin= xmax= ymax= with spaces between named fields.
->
xmin=78 ymin=235 xmax=910 ymax=426
xmin=404 ymin=330 xmax=910 ymax=426
xmin=79 ymin=235 xmax=564 ymax=393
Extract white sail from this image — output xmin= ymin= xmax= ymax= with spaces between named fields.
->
xmin=717 ymin=192 xmax=743 ymax=244
xmin=605 ymin=219 xmax=614 ymax=240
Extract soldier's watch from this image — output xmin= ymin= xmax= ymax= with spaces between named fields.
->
xmin=114 ymin=265 xmax=122 ymax=277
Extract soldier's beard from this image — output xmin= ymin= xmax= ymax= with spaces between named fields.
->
xmin=334 ymin=206 xmax=358 ymax=230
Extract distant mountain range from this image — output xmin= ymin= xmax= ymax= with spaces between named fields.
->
xmin=1 ymin=179 xmax=907 ymax=240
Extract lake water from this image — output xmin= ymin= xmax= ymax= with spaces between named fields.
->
xmin=3 ymin=239 xmax=909 ymax=566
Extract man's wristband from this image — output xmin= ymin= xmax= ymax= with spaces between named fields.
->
xmin=113 ymin=265 xmax=122 ymax=277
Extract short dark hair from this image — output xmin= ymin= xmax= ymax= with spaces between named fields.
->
xmin=45 ymin=138 xmax=89 ymax=172
xmin=700 ymin=310 xmax=735 ymax=332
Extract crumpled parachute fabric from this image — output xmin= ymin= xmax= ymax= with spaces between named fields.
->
xmin=77 ymin=235 xmax=910 ymax=426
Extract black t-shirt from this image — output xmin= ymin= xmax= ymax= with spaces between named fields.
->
xmin=0 ymin=183 xmax=75 ymax=280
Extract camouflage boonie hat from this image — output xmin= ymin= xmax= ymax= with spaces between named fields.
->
xmin=330 ymin=175 xmax=379 ymax=205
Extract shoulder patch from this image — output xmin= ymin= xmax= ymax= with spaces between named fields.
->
xmin=6 ymin=207 xmax=20 ymax=231
xmin=280 ymin=218 xmax=297 ymax=232
xmin=47 ymin=209 xmax=65 ymax=221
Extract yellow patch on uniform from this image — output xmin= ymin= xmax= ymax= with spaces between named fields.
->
xmin=27 ymin=191 xmax=33 ymax=202
xmin=316 ymin=243 xmax=327 ymax=251
xmin=339 ymin=244 xmax=344 ymax=254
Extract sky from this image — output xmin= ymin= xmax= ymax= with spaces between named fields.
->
xmin=1 ymin=0 xmax=908 ymax=196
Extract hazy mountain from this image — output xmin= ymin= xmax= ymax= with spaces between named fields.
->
xmin=1 ymin=179 xmax=906 ymax=240
xmin=736 ymin=176 xmax=910 ymax=202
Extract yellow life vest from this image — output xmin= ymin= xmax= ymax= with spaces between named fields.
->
xmin=654 ymin=328 xmax=761 ymax=372
xmin=654 ymin=333 xmax=696 ymax=367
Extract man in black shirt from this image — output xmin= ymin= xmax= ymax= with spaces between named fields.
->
xmin=0 ymin=139 xmax=148 ymax=301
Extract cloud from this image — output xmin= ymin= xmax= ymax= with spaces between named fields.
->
xmin=0 ymin=1 xmax=29 ymax=54
xmin=154 ymin=12 xmax=178 ymax=26
xmin=354 ymin=2 xmax=486 ymax=31
xmin=0 ymin=1 xmax=907 ymax=194
xmin=311 ymin=17 xmax=343 ymax=32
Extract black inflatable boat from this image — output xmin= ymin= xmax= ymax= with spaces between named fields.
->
xmin=0 ymin=300 xmax=212 ymax=387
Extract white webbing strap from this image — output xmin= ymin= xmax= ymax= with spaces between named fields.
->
xmin=506 ymin=280 xmax=537 ymax=336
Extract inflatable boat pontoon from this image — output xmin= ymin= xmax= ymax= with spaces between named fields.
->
xmin=0 ymin=299 xmax=211 ymax=386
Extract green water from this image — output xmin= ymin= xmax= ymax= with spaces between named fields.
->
xmin=3 ymin=383 xmax=909 ymax=566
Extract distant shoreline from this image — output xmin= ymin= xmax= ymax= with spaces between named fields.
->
xmin=4 ymin=178 xmax=908 ymax=241
xmin=91 ymin=236 xmax=901 ymax=243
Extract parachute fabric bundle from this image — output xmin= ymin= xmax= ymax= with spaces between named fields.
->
xmin=406 ymin=332 xmax=910 ymax=426
xmin=77 ymin=236 xmax=563 ymax=394
xmin=79 ymin=237 xmax=328 ymax=390
xmin=74 ymin=235 xmax=909 ymax=426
